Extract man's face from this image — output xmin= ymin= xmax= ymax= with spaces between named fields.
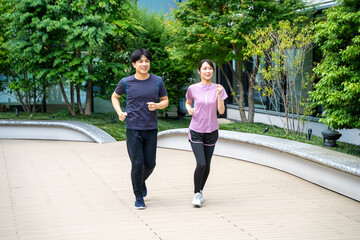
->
xmin=132 ymin=55 xmax=150 ymax=74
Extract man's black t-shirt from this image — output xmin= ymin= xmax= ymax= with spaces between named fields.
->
xmin=114 ymin=74 xmax=167 ymax=130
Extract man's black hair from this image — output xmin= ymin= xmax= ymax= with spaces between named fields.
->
xmin=131 ymin=48 xmax=152 ymax=63
xmin=198 ymin=59 xmax=214 ymax=70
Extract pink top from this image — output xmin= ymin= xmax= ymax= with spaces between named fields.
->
xmin=186 ymin=83 xmax=228 ymax=133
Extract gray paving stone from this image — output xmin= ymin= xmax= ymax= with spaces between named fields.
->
xmin=0 ymin=139 xmax=359 ymax=240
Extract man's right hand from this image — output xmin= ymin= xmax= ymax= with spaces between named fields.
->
xmin=119 ymin=112 xmax=128 ymax=121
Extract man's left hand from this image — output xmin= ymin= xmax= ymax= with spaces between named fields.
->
xmin=147 ymin=102 xmax=157 ymax=111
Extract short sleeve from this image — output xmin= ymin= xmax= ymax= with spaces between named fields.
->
xmin=186 ymin=86 xmax=193 ymax=100
xmin=114 ymin=78 xmax=126 ymax=96
xmin=221 ymin=88 xmax=228 ymax=101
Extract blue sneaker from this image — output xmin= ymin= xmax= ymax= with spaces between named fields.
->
xmin=135 ymin=197 xmax=146 ymax=209
xmin=142 ymin=182 xmax=147 ymax=197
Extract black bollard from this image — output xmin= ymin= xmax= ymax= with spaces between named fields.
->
xmin=306 ymin=128 xmax=312 ymax=141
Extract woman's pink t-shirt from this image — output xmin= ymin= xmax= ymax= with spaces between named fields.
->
xmin=186 ymin=83 xmax=228 ymax=133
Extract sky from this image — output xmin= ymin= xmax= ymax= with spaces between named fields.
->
xmin=137 ymin=0 xmax=181 ymax=14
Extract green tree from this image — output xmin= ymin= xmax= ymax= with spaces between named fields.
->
xmin=2 ymin=0 xmax=135 ymax=115
xmin=2 ymin=0 xmax=58 ymax=112
xmin=245 ymin=19 xmax=315 ymax=134
xmin=166 ymin=0 xmax=311 ymax=122
xmin=310 ymin=0 xmax=360 ymax=129
xmin=0 ymin=0 xmax=11 ymax=93
xmin=53 ymin=0 xmax=135 ymax=115
xmin=0 ymin=34 xmax=7 ymax=93
xmin=129 ymin=8 xmax=194 ymax=117
xmin=91 ymin=2 xmax=141 ymax=101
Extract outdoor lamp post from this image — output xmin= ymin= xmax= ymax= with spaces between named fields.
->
xmin=321 ymin=129 xmax=342 ymax=147
xmin=262 ymin=127 xmax=269 ymax=133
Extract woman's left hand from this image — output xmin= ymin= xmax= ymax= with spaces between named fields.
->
xmin=216 ymin=84 xmax=224 ymax=97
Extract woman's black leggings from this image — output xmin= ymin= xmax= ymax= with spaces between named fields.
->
xmin=190 ymin=142 xmax=215 ymax=193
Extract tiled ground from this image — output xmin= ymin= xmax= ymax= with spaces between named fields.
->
xmin=0 ymin=139 xmax=359 ymax=240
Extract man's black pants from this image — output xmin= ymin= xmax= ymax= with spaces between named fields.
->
xmin=126 ymin=128 xmax=158 ymax=198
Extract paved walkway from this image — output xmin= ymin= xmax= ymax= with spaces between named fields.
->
xmin=1 ymin=139 xmax=359 ymax=240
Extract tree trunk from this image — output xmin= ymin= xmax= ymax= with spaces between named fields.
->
xmin=41 ymin=85 xmax=47 ymax=113
xmin=32 ymin=78 xmax=36 ymax=113
xmin=84 ymin=78 xmax=93 ymax=115
xmin=234 ymin=60 xmax=247 ymax=122
xmin=59 ymin=80 xmax=76 ymax=116
xmin=220 ymin=61 xmax=247 ymax=122
xmin=70 ymin=83 xmax=75 ymax=113
xmin=32 ymin=89 xmax=36 ymax=113
xmin=84 ymin=63 xmax=93 ymax=115
xmin=76 ymin=83 xmax=84 ymax=115
xmin=24 ymin=72 xmax=31 ymax=112
xmin=16 ymin=91 xmax=30 ymax=112
xmin=247 ymin=56 xmax=260 ymax=123
xmin=25 ymin=92 xmax=30 ymax=112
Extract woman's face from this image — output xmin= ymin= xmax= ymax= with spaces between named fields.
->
xmin=198 ymin=61 xmax=213 ymax=82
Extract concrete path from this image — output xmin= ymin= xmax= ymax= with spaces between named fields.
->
xmin=1 ymin=139 xmax=359 ymax=240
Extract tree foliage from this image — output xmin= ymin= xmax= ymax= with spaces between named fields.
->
xmin=0 ymin=0 xmax=11 ymax=93
xmin=1 ymin=0 xmax=56 ymax=112
xmin=166 ymin=0 xmax=312 ymax=122
xmin=1 ymin=0 xmax=136 ymax=115
xmin=92 ymin=1 xmax=142 ymax=101
xmin=128 ymin=8 xmax=194 ymax=116
xmin=245 ymin=18 xmax=316 ymax=134
xmin=310 ymin=0 xmax=360 ymax=129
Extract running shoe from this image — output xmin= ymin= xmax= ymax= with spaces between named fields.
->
xmin=200 ymin=190 xmax=204 ymax=203
xmin=192 ymin=192 xmax=202 ymax=207
xmin=135 ymin=197 xmax=146 ymax=209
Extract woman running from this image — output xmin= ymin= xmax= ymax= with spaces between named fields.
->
xmin=185 ymin=59 xmax=228 ymax=207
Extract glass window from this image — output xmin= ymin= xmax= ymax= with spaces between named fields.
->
xmin=137 ymin=0 xmax=181 ymax=13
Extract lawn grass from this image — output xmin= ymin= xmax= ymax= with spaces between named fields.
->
xmin=1 ymin=111 xmax=359 ymax=157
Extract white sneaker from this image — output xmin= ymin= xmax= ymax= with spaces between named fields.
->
xmin=199 ymin=190 xmax=204 ymax=203
xmin=192 ymin=192 xmax=202 ymax=207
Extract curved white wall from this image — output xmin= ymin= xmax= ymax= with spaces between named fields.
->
xmin=157 ymin=131 xmax=360 ymax=201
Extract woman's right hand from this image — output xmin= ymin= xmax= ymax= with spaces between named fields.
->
xmin=187 ymin=107 xmax=195 ymax=115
